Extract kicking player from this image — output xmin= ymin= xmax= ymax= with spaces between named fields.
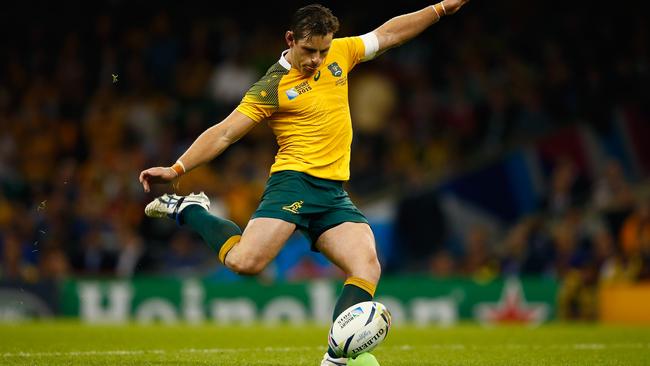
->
xmin=139 ymin=2 xmax=469 ymax=364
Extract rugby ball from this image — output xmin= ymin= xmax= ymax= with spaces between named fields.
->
xmin=328 ymin=301 xmax=391 ymax=358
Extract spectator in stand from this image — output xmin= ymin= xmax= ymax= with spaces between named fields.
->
xmin=619 ymin=197 xmax=650 ymax=280
xmin=500 ymin=216 xmax=554 ymax=276
xmin=499 ymin=219 xmax=529 ymax=276
xmin=162 ymin=231 xmax=210 ymax=276
xmin=38 ymin=246 xmax=70 ymax=281
xmin=555 ymin=210 xmax=598 ymax=320
xmin=459 ymin=224 xmax=497 ymax=281
xmin=551 ymin=210 xmax=592 ymax=278
xmin=208 ymin=51 xmax=258 ymax=108
xmin=1 ymin=230 xmax=38 ymax=282
xmin=70 ymin=225 xmax=116 ymax=275
xmin=428 ymin=249 xmax=456 ymax=278
xmin=114 ymin=227 xmax=153 ymax=277
xmin=592 ymin=159 xmax=635 ymax=212
xmin=637 ymin=230 xmax=650 ymax=281
xmin=590 ymin=225 xmax=627 ymax=284
xmin=557 ymin=266 xmax=598 ymax=321
xmin=541 ymin=158 xmax=590 ymax=218
xmin=619 ymin=197 xmax=650 ymax=258
xmin=592 ymin=158 xmax=636 ymax=242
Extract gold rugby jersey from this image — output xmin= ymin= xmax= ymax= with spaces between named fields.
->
xmin=236 ymin=36 xmax=373 ymax=181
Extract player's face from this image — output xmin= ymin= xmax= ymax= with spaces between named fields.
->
xmin=286 ymin=31 xmax=333 ymax=76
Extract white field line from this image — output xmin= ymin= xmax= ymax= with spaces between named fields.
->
xmin=2 ymin=343 xmax=648 ymax=358
xmin=1 ymin=347 xmax=321 ymax=358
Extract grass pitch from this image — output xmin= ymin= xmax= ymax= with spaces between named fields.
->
xmin=1 ymin=322 xmax=648 ymax=365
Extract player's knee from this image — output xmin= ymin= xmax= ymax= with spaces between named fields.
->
xmin=225 ymin=254 xmax=266 ymax=275
xmin=352 ymin=253 xmax=381 ymax=284
xmin=368 ymin=255 xmax=382 ymax=283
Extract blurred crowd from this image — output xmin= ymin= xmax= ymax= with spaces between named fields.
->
xmin=426 ymin=157 xmax=650 ymax=320
xmin=0 ymin=0 xmax=649 ymax=309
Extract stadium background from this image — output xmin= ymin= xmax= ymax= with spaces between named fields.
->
xmin=1 ymin=0 xmax=649 ymax=327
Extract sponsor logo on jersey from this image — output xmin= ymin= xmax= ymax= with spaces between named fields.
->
xmin=328 ymin=62 xmax=343 ymax=77
xmin=285 ymin=88 xmax=299 ymax=100
xmin=285 ymin=81 xmax=312 ymax=100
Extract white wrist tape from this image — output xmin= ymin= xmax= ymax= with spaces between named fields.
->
xmin=360 ymin=32 xmax=379 ymax=61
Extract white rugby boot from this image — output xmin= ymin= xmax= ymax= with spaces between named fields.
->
xmin=144 ymin=192 xmax=209 ymax=221
xmin=321 ymin=352 xmax=347 ymax=366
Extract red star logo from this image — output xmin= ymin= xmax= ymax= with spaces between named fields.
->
xmin=474 ymin=278 xmax=549 ymax=326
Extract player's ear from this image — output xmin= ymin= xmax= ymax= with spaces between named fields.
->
xmin=285 ymin=31 xmax=295 ymax=47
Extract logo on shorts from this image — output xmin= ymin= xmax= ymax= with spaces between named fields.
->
xmin=282 ymin=201 xmax=304 ymax=214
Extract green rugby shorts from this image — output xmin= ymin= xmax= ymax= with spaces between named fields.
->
xmin=252 ymin=170 xmax=368 ymax=250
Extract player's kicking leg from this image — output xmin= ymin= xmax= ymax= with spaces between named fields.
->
xmin=144 ymin=192 xmax=295 ymax=273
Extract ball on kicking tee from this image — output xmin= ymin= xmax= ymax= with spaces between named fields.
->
xmin=348 ymin=352 xmax=380 ymax=366
xmin=328 ymin=301 xmax=391 ymax=358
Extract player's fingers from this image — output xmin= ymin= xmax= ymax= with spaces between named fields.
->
xmin=139 ymin=171 xmax=151 ymax=192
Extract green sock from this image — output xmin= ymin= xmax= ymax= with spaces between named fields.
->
xmin=332 ymin=284 xmax=373 ymax=322
xmin=327 ymin=284 xmax=373 ymax=358
xmin=180 ymin=205 xmax=242 ymax=255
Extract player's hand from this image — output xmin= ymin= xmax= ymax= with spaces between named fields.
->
xmin=139 ymin=167 xmax=177 ymax=193
xmin=442 ymin=0 xmax=470 ymax=15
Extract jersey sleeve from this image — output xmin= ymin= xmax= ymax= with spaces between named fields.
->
xmin=334 ymin=37 xmax=367 ymax=72
xmin=235 ymin=63 xmax=288 ymax=122
xmin=334 ymin=34 xmax=379 ymax=72
xmin=235 ymin=84 xmax=277 ymax=123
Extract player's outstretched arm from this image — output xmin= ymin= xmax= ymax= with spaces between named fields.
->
xmin=372 ymin=0 xmax=470 ymax=55
xmin=139 ymin=110 xmax=257 ymax=192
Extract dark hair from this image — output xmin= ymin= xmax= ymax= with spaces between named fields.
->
xmin=290 ymin=4 xmax=340 ymax=41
